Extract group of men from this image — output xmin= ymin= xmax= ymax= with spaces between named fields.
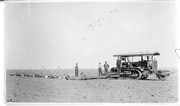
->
xmin=74 ymin=61 xmax=110 ymax=77
xmin=98 ymin=61 xmax=110 ymax=76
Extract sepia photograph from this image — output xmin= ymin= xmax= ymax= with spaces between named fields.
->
xmin=5 ymin=0 xmax=179 ymax=103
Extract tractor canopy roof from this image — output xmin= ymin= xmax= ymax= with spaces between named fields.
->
xmin=113 ymin=52 xmax=160 ymax=57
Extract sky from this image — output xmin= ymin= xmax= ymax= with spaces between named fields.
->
xmin=5 ymin=2 xmax=179 ymax=69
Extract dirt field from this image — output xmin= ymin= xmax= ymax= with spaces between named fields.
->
xmin=6 ymin=69 xmax=178 ymax=103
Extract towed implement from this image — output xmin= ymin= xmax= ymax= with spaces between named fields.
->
xmin=108 ymin=52 xmax=171 ymax=80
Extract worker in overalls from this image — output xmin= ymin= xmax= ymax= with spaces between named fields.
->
xmin=75 ymin=63 xmax=79 ymax=77
xmin=104 ymin=61 xmax=110 ymax=76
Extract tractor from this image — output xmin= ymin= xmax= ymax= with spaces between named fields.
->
xmin=108 ymin=52 xmax=171 ymax=80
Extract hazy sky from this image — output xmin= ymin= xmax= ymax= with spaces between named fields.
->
xmin=5 ymin=2 xmax=179 ymax=69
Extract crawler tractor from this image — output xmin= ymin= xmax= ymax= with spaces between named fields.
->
xmin=108 ymin=52 xmax=171 ymax=80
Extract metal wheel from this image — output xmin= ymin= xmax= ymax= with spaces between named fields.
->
xmin=141 ymin=75 xmax=148 ymax=80
xmin=130 ymin=69 xmax=142 ymax=80
xmin=157 ymin=75 xmax=168 ymax=81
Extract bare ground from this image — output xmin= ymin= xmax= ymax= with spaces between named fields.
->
xmin=6 ymin=69 xmax=178 ymax=103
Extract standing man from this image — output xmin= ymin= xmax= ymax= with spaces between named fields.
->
xmin=98 ymin=62 xmax=103 ymax=76
xmin=104 ymin=61 xmax=110 ymax=75
xmin=116 ymin=58 xmax=121 ymax=73
xmin=75 ymin=63 xmax=79 ymax=77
